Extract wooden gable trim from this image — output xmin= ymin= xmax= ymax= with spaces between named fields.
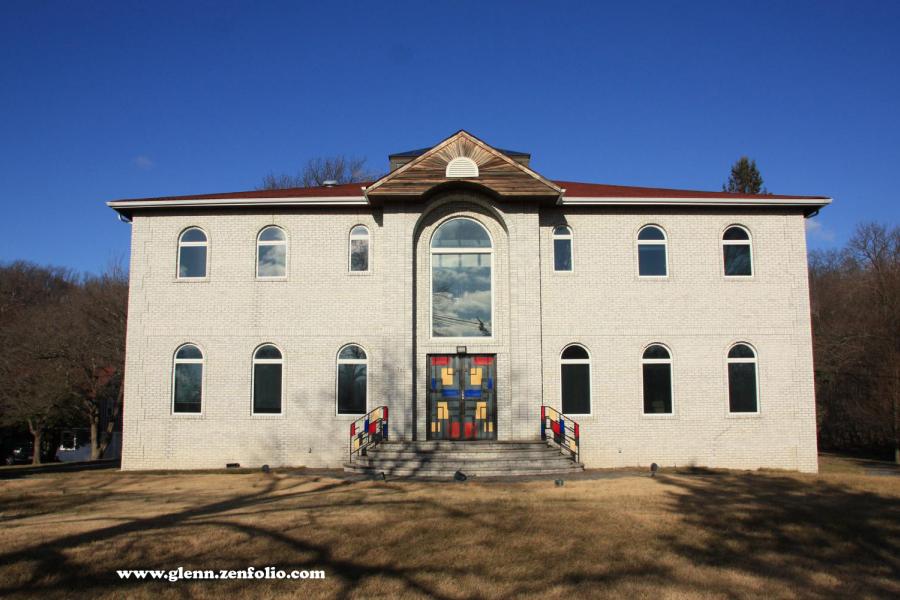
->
xmin=364 ymin=130 xmax=563 ymax=198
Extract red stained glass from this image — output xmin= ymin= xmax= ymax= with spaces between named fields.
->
xmin=431 ymin=356 xmax=450 ymax=366
xmin=473 ymin=356 xmax=493 ymax=365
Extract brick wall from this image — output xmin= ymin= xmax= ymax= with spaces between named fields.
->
xmin=120 ymin=194 xmax=818 ymax=473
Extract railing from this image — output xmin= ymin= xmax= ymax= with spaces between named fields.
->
xmin=541 ymin=405 xmax=580 ymax=463
xmin=349 ymin=406 xmax=388 ymax=461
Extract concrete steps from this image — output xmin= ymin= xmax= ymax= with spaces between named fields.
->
xmin=344 ymin=440 xmax=583 ymax=479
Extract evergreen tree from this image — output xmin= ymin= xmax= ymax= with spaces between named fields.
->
xmin=723 ymin=157 xmax=767 ymax=194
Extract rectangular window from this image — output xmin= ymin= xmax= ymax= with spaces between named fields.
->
xmin=337 ymin=363 xmax=367 ymax=414
xmin=258 ymin=245 xmax=286 ymax=278
xmin=724 ymin=245 xmax=752 ymax=276
xmin=179 ymin=246 xmax=207 ymax=278
xmin=174 ymin=363 xmax=202 ymax=413
xmin=638 ymin=245 xmax=667 ymax=276
xmin=728 ymin=363 xmax=758 ymax=412
xmin=432 ymin=253 xmax=492 ymax=337
xmin=253 ymin=364 xmax=282 ymax=414
xmin=554 ymin=239 xmax=572 ymax=271
xmin=561 ymin=363 xmax=590 ymax=414
xmin=642 ymin=364 xmax=672 ymax=414
xmin=350 ymin=239 xmax=369 ymax=271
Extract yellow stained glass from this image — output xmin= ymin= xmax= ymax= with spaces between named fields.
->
xmin=441 ymin=368 xmax=454 ymax=386
xmin=470 ymin=367 xmax=482 ymax=386
xmin=437 ymin=402 xmax=449 ymax=420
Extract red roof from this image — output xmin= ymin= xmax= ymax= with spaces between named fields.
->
xmin=555 ymin=181 xmax=829 ymax=200
xmin=109 ymin=179 xmax=827 ymax=204
xmin=108 ymin=181 xmax=370 ymax=203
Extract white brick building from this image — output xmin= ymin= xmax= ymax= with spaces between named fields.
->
xmin=109 ymin=131 xmax=830 ymax=473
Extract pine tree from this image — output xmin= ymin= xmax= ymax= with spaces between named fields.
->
xmin=723 ymin=157 xmax=767 ymax=194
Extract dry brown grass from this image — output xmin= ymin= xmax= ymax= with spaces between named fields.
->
xmin=0 ymin=456 xmax=898 ymax=599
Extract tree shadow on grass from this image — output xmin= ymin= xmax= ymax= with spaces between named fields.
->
xmin=0 ymin=475 xmax=477 ymax=599
xmin=655 ymin=470 xmax=900 ymax=597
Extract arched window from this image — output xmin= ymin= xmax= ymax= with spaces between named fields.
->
xmin=431 ymin=218 xmax=493 ymax=338
xmin=173 ymin=344 xmax=203 ymax=413
xmin=337 ymin=345 xmax=367 ymax=414
xmin=349 ymin=225 xmax=370 ymax=272
xmin=252 ymin=344 xmax=283 ymax=414
xmin=553 ymin=226 xmax=573 ymax=272
xmin=445 ymin=157 xmax=479 ymax=178
xmin=642 ymin=344 xmax=673 ymax=414
xmin=637 ymin=225 xmax=667 ymax=277
xmin=560 ymin=344 xmax=591 ymax=414
xmin=257 ymin=226 xmax=286 ymax=278
xmin=728 ymin=343 xmax=759 ymax=413
xmin=723 ymin=226 xmax=752 ymax=277
xmin=178 ymin=228 xmax=208 ymax=278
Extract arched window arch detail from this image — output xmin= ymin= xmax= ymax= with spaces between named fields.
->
xmin=173 ymin=344 xmax=203 ymax=413
xmin=727 ymin=343 xmax=759 ymax=413
xmin=431 ymin=217 xmax=493 ymax=338
xmin=257 ymin=226 xmax=287 ymax=278
xmin=252 ymin=344 xmax=283 ymax=414
xmin=178 ymin=227 xmax=208 ymax=278
xmin=553 ymin=225 xmax=573 ymax=272
xmin=337 ymin=344 xmax=367 ymax=415
xmin=722 ymin=225 xmax=753 ymax=277
xmin=637 ymin=225 xmax=667 ymax=277
xmin=560 ymin=344 xmax=591 ymax=414
xmin=349 ymin=225 xmax=370 ymax=272
xmin=445 ymin=157 xmax=479 ymax=178
xmin=642 ymin=344 xmax=673 ymax=414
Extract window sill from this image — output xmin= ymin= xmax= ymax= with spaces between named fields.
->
xmin=256 ymin=277 xmax=288 ymax=282
xmin=174 ymin=277 xmax=209 ymax=283
xmin=726 ymin=411 xmax=761 ymax=418
xmin=347 ymin=270 xmax=374 ymax=276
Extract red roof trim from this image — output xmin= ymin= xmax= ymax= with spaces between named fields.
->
xmin=108 ymin=179 xmax=827 ymax=204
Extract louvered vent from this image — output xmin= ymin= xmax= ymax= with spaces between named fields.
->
xmin=445 ymin=157 xmax=479 ymax=178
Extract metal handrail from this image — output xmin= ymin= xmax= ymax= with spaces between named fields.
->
xmin=349 ymin=406 xmax=388 ymax=460
xmin=541 ymin=405 xmax=580 ymax=463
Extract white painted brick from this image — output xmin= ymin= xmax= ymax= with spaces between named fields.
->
xmin=120 ymin=193 xmax=818 ymax=473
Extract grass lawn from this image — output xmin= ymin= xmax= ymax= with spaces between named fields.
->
xmin=0 ymin=455 xmax=898 ymax=599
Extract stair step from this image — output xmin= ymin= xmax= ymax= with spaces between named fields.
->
xmin=344 ymin=464 xmax=583 ymax=478
xmin=351 ymin=458 xmax=577 ymax=468
xmin=366 ymin=450 xmax=568 ymax=460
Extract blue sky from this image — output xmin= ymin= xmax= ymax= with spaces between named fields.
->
xmin=1 ymin=1 xmax=898 ymax=273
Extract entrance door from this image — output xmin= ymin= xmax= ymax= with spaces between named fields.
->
xmin=428 ymin=355 xmax=496 ymax=440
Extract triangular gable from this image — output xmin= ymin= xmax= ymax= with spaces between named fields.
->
xmin=364 ymin=130 xmax=562 ymax=198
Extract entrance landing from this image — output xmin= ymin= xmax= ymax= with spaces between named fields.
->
xmin=344 ymin=440 xmax=583 ymax=479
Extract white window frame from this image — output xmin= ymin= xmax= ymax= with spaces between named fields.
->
xmin=336 ymin=343 xmax=369 ymax=416
xmin=640 ymin=343 xmax=675 ymax=416
xmin=348 ymin=225 xmax=371 ymax=273
xmin=172 ymin=343 xmax=204 ymax=416
xmin=251 ymin=343 xmax=284 ymax=416
xmin=445 ymin=156 xmax=479 ymax=178
xmin=726 ymin=342 xmax=760 ymax=415
xmin=429 ymin=216 xmax=495 ymax=341
xmin=559 ymin=344 xmax=592 ymax=416
xmin=256 ymin=226 xmax=287 ymax=280
xmin=637 ymin=225 xmax=668 ymax=279
xmin=552 ymin=225 xmax=574 ymax=273
xmin=722 ymin=225 xmax=753 ymax=278
xmin=176 ymin=227 xmax=209 ymax=280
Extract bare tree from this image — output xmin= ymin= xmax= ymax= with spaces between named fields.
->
xmin=810 ymin=222 xmax=900 ymax=462
xmin=61 ymin=262 xmax=128 ymax=459
xmin=259 ymin=155 xmax=376 ymax=190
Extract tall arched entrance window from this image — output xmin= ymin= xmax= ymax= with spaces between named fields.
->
xmin=430 ymin=217 xmax=493 ymax=338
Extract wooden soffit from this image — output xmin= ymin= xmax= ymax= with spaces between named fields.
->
xmin=364 ymin=131 xmax=562 ymax=199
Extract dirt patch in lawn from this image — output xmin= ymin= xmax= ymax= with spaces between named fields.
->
xmin=0 ymin=456 xmax=897 ymax=599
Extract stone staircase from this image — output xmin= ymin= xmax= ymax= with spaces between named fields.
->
xmin=344 ymin=440 xmax=583 ymax=478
